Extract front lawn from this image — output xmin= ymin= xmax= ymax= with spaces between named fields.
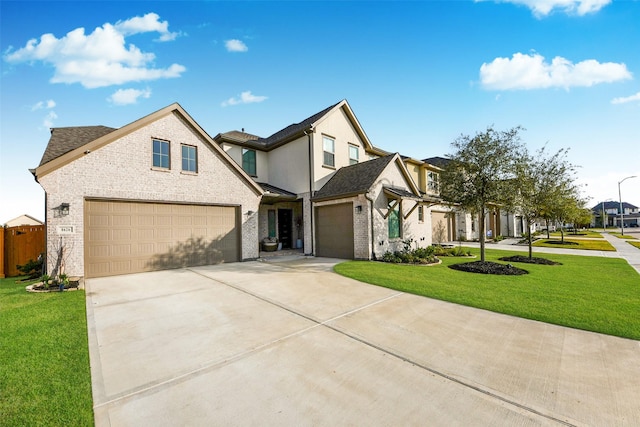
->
xmin=0 ymin=277 xmax=93 ymax=426
xmin=334 ymin=248 xmax=640 ymax=340
xmin=532 ymin=238 xmax=615 ymax=251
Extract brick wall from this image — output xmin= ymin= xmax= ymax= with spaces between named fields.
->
xmin=38 ymin=112 xmax=261 ymax=277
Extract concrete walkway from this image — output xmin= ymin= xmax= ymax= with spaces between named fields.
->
xmin=85 ymin=257 xmax=640 ymax=426
xmin=454 ymin=230 xmax=640 ymax=275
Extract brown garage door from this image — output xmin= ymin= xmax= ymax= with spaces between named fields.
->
xmin=315 ymin=203 xmax=354 ymax=259
xmin=85 ymin=200 xmax=239 ymax=278
xmin=431 ymin=211 xmax=453 ymax=243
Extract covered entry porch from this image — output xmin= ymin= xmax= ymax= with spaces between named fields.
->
xmin=257 ymin=183 xmax=304 ymax=251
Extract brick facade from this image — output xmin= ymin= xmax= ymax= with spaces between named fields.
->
xmin=38 ymin=111 xmax=261 ymax=277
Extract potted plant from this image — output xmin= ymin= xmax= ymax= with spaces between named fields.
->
xmin=261 ymin=237 xmax=278 ymax=252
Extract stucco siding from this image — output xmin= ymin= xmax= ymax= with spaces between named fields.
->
xmin=268 ymin=137 xmax=310 ymax=194
xmin=39 ymin=112 xmax=260 ymax=277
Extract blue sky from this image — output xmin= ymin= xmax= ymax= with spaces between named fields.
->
xmin=1 ymin=0 xmax=639 ymax=223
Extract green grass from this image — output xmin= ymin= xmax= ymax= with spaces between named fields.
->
xmin=532 ymin=238 xmax=615 ymax=251
xmin=547 ymin=230 xmax=603 ymax=238
xmin=610 ymin=232 xmax=638 ymax=240
xmin=628 ymin=241 xmax=640 ymax=250
xmin=334 ymin=248 xmax=640 ymax=340
xmin=0 ymin=277 xmax=93 ymax=426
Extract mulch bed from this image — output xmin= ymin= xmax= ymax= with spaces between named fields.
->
xmin=498 ymin=255 xmax=562 ymax=265
xmin=448 ymin=261 xmax=528 ymax=275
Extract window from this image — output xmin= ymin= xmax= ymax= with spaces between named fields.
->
xmin=181 ymin=145 xmax=197 ymax=172
xmin=242 ymin=148 xmax=257 ymax=176
xmin=323 ymin=136 xmax=335 ymax=167
xmin=349 ymin=144 xmax=359 ymax=165
xmin=388 ymin=199 xmax=401 ymax=239
xmin=418 ymin=206 xmax=424 ymax=222
xmin=428 ymin=171 xmax=440 ymax=193
xmin=153 ymin=139 xmax=170 ymax=169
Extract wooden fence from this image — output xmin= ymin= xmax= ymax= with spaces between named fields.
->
xmin=1 ymin=225 xmax=46 ymax=278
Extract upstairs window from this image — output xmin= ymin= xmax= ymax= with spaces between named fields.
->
xmin=349 ymin=144 xmax=359 ymax=165
xmin=428 ymin=171 xmax=440 ymax=193
xmin=323 ymin=136 xmax=335 ymax=167
xmin=242 ymin=148 xmax=257 ymax=176
xmin=388 ymin=199 xmax=401 ymax=239
xmin=181 ymin=145 xmax=197 ymax=172
xmin=418 ymin=206 xmax=424 ymax=222
xmin=153 ymin=139 xmax=170 ymax=169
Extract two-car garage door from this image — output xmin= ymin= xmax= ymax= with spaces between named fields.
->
xmin=85 ymin=200 xmax=239 ymax=278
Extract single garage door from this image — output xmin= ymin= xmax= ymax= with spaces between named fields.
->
xmin=315 ymin=203 xmax=354 ymax=259
xmin=85 ymin=200 xmax=240 ymax=278
xmin=431 ymin=211 xmax=454 ymax=243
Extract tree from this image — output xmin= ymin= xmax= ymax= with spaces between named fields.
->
xmin=441 ymin=126 xmax=524 ymax=262
xmin=511 ymin=145 xmax=577 ymax=258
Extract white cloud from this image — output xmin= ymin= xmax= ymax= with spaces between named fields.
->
xmin=114 ymin=12 xmax=180 ymax=41
xmin=108 ymin=88 xmax=152 ymax=105
xmin=43 ymin=111 xmax=58 ymax=128
xmin=611 ymin=92 xmax=640 ymax=105
xmin=225 ymin=39 xmax=248 ymax=52
xmin=31 ymin=99 xmax=56 ymax=111
xmin=479 ymin=0 xmax=611 ymax=17
xmin=221 ymin=91 xmax=268 ymax=107
xmin=3 ymin=13 xmax=185 ymax=88
xmin=480 ymin=52 xmax=632 ymax=90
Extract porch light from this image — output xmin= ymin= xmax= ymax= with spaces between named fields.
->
xmin=355 ymin=205 xmax=363 ymax=213
xmin=56 ymin=203 xmax=70 ymax=216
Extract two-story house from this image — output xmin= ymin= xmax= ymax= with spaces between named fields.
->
xmin=34 ymin=100 xmax=434 ymax=279
xmin=215 ymin=100 xmax=430 ymax=259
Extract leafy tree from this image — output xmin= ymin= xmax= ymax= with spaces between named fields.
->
xmin=441 ymin=126 xmax=524 ymax=261
xmin=511 ymin=146 xmax=577 ymax=257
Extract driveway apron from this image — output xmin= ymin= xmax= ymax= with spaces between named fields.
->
xmin=85 ymin=257 xmax=640 ymax=426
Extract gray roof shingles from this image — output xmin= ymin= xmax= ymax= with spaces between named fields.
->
xmin=312 ymin=154 xmax=397 ymax=200
xmin=39 ymin=125 xmax=117 ymax=166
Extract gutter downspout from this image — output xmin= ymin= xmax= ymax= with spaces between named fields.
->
xmin=365 ymin=192 xmax=376 ymax=260
xmin=304 ymin=127 xmax=315 ymax=255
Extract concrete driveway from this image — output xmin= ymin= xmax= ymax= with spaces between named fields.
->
xmin=86 ymin=257 xmax=640 ymax=426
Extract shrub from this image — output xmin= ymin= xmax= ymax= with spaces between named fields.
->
xmin=16 ymin=257 xmax=43 ymax=279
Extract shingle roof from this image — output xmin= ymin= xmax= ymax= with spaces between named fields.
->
xmin=216 ymin=130 xmax=261 ymax=144
xmin=591 ymin=201 xmax=638 ymax=212
xmin=312 ymin=155 xmax=397 ymax=200
xmin=258 ymin=182 xmax=297 ymax=198
xmin=422 ymin=156 xmax=450 ymax=168
xmin=39 ymin=126 xmax=117 ymax=166
xmin=215 ymin=102 xmax=341 ymax=150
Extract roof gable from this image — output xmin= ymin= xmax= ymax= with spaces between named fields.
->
xmin=313 ymin=153 xmax=420 ymax=201
xmin=34 ymin=103 xmax=263 ymax=196
xmin=214 ymin=100 xmax=387 ymax=155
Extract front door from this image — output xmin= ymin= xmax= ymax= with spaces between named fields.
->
xmin=278 ymin=209 xmax=293 ymax=249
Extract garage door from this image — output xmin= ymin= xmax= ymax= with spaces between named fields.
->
xmin=315 ymin=203 xmax=354 ymax=259
xmin=431 ymin=211 xmax=453 ymax=243
xmin=85 ymin=200 xmax=239 ymax=278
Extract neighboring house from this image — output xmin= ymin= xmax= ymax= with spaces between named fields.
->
xmin=3 ymin=214 xmax=44 ymax=227
xmin=591 ymin=201 xmax=640 ymax=228
xmin=414 ymin=156 xmax=531 ymax=240
xmin=32 ymin=103 xmax=263 ymax=278
xmin=215 ymin=100 xmax=429 ymax=257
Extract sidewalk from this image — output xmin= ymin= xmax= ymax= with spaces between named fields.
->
xmin=454 ymin=231 xmax=640 ymax=275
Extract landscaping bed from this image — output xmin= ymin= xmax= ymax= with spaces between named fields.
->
xmin=499 ymin=255 xmax=561 ymax=265
xmin=448 ymin=260 xmax=528 ymax=275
